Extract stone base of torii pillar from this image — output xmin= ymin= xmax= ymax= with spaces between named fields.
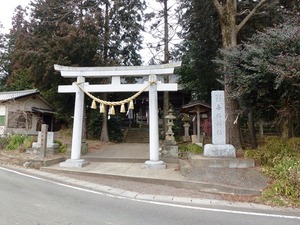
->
xmin=60 ymin=159 xmax=90 ymax=168
xmin=142 ymin=160 xmax=167 ymax=169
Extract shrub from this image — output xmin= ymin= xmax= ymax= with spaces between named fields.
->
xmin=108 ymin=116 xmax=124 ymax=142
xmin=5 ymin=134 xmax=32 ymax=151
xmin=245 ymin=136 xmax=296 ymax=167
xmin=54 ymin=140 xmax=68 ymax=154
xmin=87 ymin=111 xmax=123 ymax=142
xmin=178 ymin=143 xmax=203 ymax=158
xmin=245 ymin=136 xmax=300 ymax=206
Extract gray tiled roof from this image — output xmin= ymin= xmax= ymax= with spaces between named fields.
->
xmin=0 ymin=89 xmax=39 ymax=101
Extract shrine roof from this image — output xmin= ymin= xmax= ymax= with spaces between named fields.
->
xmin=0 ymin=89 xmax=39 ymax=101
xmin=180 ymin=101 xmax=211 ymax=114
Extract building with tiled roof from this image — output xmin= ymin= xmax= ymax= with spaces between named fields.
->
xmin=0 ymin=89 xmax=55 ymax=136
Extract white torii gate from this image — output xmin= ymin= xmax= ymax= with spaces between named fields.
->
xmin=55 ymin=62 xmax=181 ymax=168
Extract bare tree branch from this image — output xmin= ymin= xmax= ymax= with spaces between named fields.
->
xmin=237 ymin=0 xmax=269 ymax=33
xmin=212 ymin=0 xmax=223 ymax=16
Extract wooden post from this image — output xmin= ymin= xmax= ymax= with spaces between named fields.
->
xmin=196 ymin=106 xmax=201 ymax=143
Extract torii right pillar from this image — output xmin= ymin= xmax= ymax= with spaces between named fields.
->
xmin=142 ymin=74 xmax=167 ymax=169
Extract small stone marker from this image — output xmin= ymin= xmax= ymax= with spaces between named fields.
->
xmin=181 ymin=115 xmax=191 ymax=142
xmin=40 ymin=124 xmax=48 ymax=159
xmin=204 ymin=90 xmax=236 ymax=158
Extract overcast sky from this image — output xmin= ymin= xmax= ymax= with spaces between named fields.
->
xmin=0 ymin=0 xmax=163 ymax=32
xmin=0 ymin=0 xmax=31 ymax=32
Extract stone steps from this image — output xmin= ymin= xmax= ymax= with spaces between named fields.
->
xmin=123 ymin=128 xmax=149 ymax=143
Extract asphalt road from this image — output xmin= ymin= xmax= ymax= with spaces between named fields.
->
xmin=0 ymin=167 xmax=299 ymax=225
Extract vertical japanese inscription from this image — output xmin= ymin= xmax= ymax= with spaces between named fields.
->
xmin=212 ymin=91 xmax=226 ymax=145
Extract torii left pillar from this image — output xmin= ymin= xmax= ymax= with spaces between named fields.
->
xmin=60 ymin=76 xmax=89 ymax=167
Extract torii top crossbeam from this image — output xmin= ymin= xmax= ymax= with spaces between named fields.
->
xmin=54 ymin=62 xmax=181 ymax=77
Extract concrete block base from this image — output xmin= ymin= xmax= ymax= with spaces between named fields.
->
xmin=32 ymin=143 xmax=60 ymax=149
xmin=60 ymin=159 xmax=90 ymax=168
xmin=181 ymin=135 xmax=191 ymax=142
xmin=26 ymin=147 xmax=59 ymax=155
xmin=142 ymin=160 xmax=167 ymax=169
xmin=160 ymin=144 xmax=178 ymax=158
xmin=43 ymin=157 xmax=66 ymax=167
xmin=204 ymin=144 xmax=236 ymax=158
xmin=189 ymin=155 xmax=255 ymax=168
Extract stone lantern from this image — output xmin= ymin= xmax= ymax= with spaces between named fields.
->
xmin=181 ymin=115 xmax=191 ymax=142
xmin=165 ymin=109 xmax=176 ymax=143
xmin=161 ymin=109 xmax=178 ymax=158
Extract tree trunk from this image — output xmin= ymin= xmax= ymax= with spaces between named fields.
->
xmin=212 ymin=0 xmax=269 ymax=149
xmin=224 ymin=76 xmax=241 ymax=148
xmin=163 ymin=0 xmax=170 ymax=134
xmin=100 ymin=92 xmax=110 ymax=142
xmin=99 ymin=1 xmax=110 ymax=143
xmin=259 ymin=120 xmax=264 ymax=137
xmin=281 ymin=109 xmax=293 ymax=139
xmin=248 ymin=110 xmax=258 ymax=149
xmin=163 ymin=83 xmax=169 ymax=134
xmin=214 ymin=0 xmax=241 ymax=148
xmin=104 ymin=1 xmax=109 ymax=62
xmin=221 ymin=9 xmax=241 ymax=148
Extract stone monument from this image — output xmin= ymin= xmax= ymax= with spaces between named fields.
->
xmin=203 ymin=90 xmax=236 ymax=157
xmin=29 ymin=127 xmax=59 ymax=155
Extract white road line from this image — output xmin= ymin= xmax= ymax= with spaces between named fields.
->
xmin=1 ymin=166 xmax=299 ymax=220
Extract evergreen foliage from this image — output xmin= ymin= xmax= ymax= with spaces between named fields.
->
xmin=215 ymin=20 xmax=300 ymax=138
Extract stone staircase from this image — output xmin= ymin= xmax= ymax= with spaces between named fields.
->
xmin=123 ymin=128 xmax=149 ymax=143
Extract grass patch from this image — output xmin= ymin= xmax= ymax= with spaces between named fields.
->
xmin=54 ymin=140 xmax=68 ymax=154
xmin=5 ymin=134 xmax=33 ymax=152
xmin=178 ymin=143 xmax=203 ymax=158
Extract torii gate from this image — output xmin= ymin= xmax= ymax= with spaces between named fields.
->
xmin=55 ymin=62 xmax=181 ymax=169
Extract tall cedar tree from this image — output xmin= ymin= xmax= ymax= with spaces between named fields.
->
xmin=211 ymin=0 xmax=299 ymax=148
xmin=5 ymin=0 xmax=145 ymax=141
xmin=178 ymin=0 xmax=294 ymax=148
